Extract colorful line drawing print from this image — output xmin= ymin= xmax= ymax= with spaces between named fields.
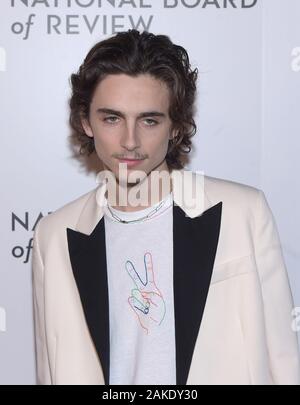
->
xmin=125 ymin=252 xmax=166 ymax=335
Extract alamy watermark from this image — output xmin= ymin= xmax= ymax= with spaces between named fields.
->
xmin=0 ymin=307 xmax=6 ymax=332
xmin=0 ymin=47 xmax=6 ymax=72
xmin=291 ymin=47 xmax=300 ymax=72
xmin=95 ymin=165 xmax=205 ymax=212
xmin=291 ymin=307 xmax=300 ymax=332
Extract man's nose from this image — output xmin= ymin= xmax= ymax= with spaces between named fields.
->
xmin=120 ymin=121 xmax=140 ymax=151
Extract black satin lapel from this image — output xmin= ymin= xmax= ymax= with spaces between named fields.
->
xmin=66 ymin=218 xmax=110 ymax=385
xmin=173 ymin=201 xmax=222 ymax=385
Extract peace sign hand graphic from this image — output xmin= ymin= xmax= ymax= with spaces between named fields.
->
xmin=125 ymin=252 xmax=166 ymax=334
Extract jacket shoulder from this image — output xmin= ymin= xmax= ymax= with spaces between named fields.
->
xmin=34 ymin=186 xmax=98 ymax=236
xmin=203 ymin=174 xmax=262 ymax=207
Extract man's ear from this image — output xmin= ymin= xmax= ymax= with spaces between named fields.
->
xmin=81 ymin=116 xmax=94 ymax=138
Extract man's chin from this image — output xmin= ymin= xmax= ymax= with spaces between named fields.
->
xmin=116 ymin=170 xmax=149 ymax=188
xmin=112 ymin=164 xmax=147 ymax=179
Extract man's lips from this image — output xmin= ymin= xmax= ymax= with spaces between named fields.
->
xmin=116 ymin=157 xmax=145 ymax=166
xmin=117 ymin=158 xmax=142 ymax=161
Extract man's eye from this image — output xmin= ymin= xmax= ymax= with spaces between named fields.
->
xmin=104 ymin=116 xmax=119 ymax=123
xmin=144 ymin=119 xmax=158 ymax=126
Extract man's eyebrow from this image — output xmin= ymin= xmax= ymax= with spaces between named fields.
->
xmin=96 ymin=108 xmax=166 ymax=118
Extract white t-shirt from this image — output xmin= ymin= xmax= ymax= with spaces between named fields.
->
xmin=103 ymin=192 xmax=176 ymax=385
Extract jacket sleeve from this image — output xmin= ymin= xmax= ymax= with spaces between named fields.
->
xmin=32 ymin=219 xmax=52 ymax=385
xmin=253 ymin=189 xmax=300 ymax=384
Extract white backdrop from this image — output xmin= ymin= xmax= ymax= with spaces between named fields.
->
xmin=0 ymin=0 xmax=299 ymax=384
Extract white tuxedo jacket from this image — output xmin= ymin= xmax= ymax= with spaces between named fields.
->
xmin=32 ymin=169 xmax=300 ymax=385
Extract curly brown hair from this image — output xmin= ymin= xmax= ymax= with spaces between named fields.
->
xmin=69 ymin=29 xmax=198 ymax=170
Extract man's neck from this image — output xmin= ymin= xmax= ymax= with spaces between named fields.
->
xmin=105 ymin=164 xmax=173 ymax=213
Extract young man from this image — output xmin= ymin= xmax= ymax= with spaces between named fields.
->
xmin=32 ymin=29 xmax=300 ymax=385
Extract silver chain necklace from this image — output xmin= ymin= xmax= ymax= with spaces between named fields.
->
xmin=105 ymin=196 xmax=169 ymax=224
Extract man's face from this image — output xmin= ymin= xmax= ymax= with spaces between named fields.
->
xmin=82 ymin=73 xmax=177 ymax=182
